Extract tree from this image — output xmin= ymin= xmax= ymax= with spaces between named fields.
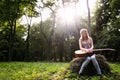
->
xmin=0 ymin=0 xmax=37 ymax=61
xmin=87 ymin=0 xmax=91 ymax=35
xmin=94 ymin=0 xmax=120 ymax=62
xmin=0 ymin=0 xmax=21 ymax=61
xmin=37 ymin=0 xmax=57 ymax=60
xmin=29 ymin=19 xmax=53 ymax=61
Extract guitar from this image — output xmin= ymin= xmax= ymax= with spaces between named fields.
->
xmin=75 ymin=48 xmax=115 ymax=58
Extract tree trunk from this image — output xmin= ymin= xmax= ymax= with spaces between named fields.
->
xmin=8 ymin=22 xmax=13 ymax=61
xmin=25 ymin=24 xmax=30 ymax=60
xmin=87 ymin=0 xmax=91 ymax=35
xmin=8 ymin=0 xmax=19 ymax=61
xmin=24 ymin=13 xmax=32 ymax=61
xmin=58 ymin=38 xmax=64 ymax=62
xmin=8 ymin=19 xmax=16 ymax=61
xmin=39 ymin=13 xmax=50 ymax=60
xmin=53 ymin=45 xmax=57 ymax=61
xmin=52 ymin=9 xmax=56 ymax=61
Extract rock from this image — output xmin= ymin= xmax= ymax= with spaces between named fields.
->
xmin=66 ymin=54 xmax=111 ymax=76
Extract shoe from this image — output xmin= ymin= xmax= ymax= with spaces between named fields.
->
xmin=79 ymin=72 xmax=84 ymax=76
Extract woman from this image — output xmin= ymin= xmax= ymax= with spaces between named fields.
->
xmin=79 ymin=28 xmax=102 ymax=75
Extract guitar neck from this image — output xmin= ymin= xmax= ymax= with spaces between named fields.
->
xmin=93 ymin=48 xmax=115 ymax=52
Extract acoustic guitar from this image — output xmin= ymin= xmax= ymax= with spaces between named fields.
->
xmin=75 ymin=48 xmax=115 ymax=58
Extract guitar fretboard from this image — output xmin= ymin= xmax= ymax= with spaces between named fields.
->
xmin=93 ymin=48 xmax=115 ymax=52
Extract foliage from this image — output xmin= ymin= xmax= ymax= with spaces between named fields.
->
xmin=29 ymin=20 xmax=53 ymax=60
xmin=0 ymin=22 xmax=26 ymax=61
xmin=0 ymin=0 xmax=37 ymax=61
xmin=93 ymin=0 xmax=120 ymax=62
xmin=0 ymin=62 xmax=120 ymax=80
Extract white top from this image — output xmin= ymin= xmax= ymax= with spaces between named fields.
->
xmin=81 ymin=39 xmax=91 ymax=49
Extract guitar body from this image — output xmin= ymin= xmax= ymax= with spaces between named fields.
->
xmin=75 ymin=50 xmax=90 ymax=58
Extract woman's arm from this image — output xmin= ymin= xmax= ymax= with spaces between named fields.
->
xmin=90 ymin=37 xmax=94 ymax=49
xmin=88 ymin=37 xmax=94 ymax=53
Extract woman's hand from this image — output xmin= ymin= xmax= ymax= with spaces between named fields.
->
xmin=88 ymin=48 xmax=93 ymax=53
xmin=81 ymin=48 xmax=93 ymax=53
xmin=84 ymin=49 xmax=89 ymax=53
xmin=84 ymin=49 xmax=93 ymax=53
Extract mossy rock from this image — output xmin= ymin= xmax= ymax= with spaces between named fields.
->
xmin=66 ymin=54 xmax=111 ymax=76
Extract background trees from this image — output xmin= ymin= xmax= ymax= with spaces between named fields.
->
xmin=0 ymin=0 xmax=37 ymax=61
xmin=93 ymin=0 xmax=120 ymax=62
xmin=0 ymin=0 xmax=119 ymax=62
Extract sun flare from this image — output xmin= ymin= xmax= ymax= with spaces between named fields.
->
xmin=57 ymin=0 xmax=97 ymax=23
xmin=20 ymin=0 xmax=97 ymax=25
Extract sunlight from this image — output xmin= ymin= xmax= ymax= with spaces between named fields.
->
xmin=57 ymin=5 xmax=75 ymax=24
xmin=57 ymin=0 xmax=97 ymax=23
xmin=20 ymin=8 xmax=51 ymax=25
xmin=78 ymin=0 xmax=97 ymax=15
xmin=20 ymin=0 xmax=97 ymax=25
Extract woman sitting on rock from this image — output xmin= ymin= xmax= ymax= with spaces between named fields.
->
xmin=79 ymin=28 xmax=102 ymax=75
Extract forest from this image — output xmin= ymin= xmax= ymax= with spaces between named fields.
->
xmin=0 ymin=0 xmax=120 ymax=62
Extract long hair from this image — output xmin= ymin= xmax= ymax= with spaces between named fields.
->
xmin=80 ymin=28 xmax=90 ymax=40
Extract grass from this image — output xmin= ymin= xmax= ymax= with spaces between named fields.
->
xmin=0 ymin=62 xmax=120 ymax=80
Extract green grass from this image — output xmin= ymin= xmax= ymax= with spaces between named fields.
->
xmin=0 ymin=62 xmax=120 ymax=80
